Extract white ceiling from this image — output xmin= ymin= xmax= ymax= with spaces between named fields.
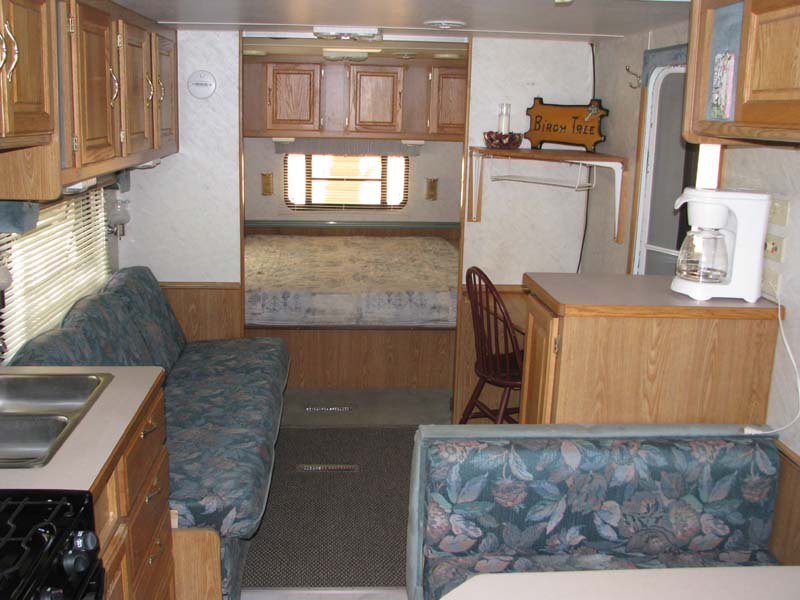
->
xmin=113 ymin=0 xmax=690 ymax=41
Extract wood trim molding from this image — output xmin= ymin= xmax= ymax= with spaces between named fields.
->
xmin=772 ymin=441 xmax=800 ymax=565
xmin=161 ymin=283 xmax=243 ymax=341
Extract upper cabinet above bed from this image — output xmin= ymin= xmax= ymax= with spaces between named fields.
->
xmin=243 ymin=56 xmax=467 ymax=141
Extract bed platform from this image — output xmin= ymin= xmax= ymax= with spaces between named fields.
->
xmin=245 ymin=235 xmax=459 ymax=328
xmin=244 ymin=230 xmax=459 ymax=389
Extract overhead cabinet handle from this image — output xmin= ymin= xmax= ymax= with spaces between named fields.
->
xmin=109 ymin=67 xmax=119 ymax=108
xmin=4 ymin=21 xmax=18 ymax=83
xmin=146 ymin=75 xmax=154 ymax=107
xmin=158 ymin=77 xmax=165 ymax=102
xmin=0 ymin=30 xmax=6 ymax=71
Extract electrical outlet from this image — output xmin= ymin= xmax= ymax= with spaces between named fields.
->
xmin=762 ymin=268 xmax=780 ymax=301
xmin=770 ymin=200 xmax=790 ymax=226
xmin=764 ymin=234 xmax=786 ymax=262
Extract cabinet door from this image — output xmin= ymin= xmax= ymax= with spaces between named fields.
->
xmin=1 ymin=0 xmax=53 ymax=137
xmin=519 ymin=294 xmax=560 ymax=424
xmin=153 ymin=33 xmax=177 ymax=153
xmin=266 ymin=63 xmax=320 ymax=130
xmin=73 ymin=1 xmax=119 ymax=165
xmin=428 ymin=67 xmax=466 ymax=135
xmin=119 ymin=20 xmax=154 ymax=156
xmin=348 ymin=65 xmax=403 ymax=132
xmin=737 ymin=0 xmax=800 ymax=126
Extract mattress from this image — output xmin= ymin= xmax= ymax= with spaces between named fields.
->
xmin=245 ymin=235 xmax=459 ymax=327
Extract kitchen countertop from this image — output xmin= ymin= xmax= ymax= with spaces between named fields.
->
xmin=0 ymin=366 xmax=164 ymax=491
xmin=522 ymin=273 xmax=780 ymax=319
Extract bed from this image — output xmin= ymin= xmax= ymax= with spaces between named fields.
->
xmin=244 ymin=235 xmax=459 ymax=328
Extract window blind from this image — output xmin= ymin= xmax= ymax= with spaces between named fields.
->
xmin=284 ymin=153 xmax=409 ymax=210
xmin=0 ymin=188 xmax=111 ymax=361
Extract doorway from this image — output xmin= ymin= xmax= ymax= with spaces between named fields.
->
xmin=632 ymin=65 xmax=698 ymax=275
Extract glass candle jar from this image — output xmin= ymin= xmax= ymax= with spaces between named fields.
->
xmin=497 ymin=103 xmax=511 ymax=134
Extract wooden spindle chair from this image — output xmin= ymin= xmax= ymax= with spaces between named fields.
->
xmin=460 ymin=266 xmax=526 ymax=424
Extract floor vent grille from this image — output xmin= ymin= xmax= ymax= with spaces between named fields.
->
xmin=304 ymin=405 xmax=354 ymax=413
xmin=296 ymin=463 xmax=360 ymax=473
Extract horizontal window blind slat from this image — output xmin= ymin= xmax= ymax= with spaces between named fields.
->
xmin=1 ymin=190 xmax=111 ymax=361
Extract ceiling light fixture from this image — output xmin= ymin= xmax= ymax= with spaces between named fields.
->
xmin=553 ymin=0 xmax=574 ymax=4
xmin=423 ymin=20 xmax=467 ymax=30
xmin=393 ymin=52 xmax=418 ymax=60
xmin=433 ymin=53 xmax=462 ymax=59
xmin=313 ymin=26 xmax=382 ymax=41
xmin=322 ymin=50 xmax=370 ymax=61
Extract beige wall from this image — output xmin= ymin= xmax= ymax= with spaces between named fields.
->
xmin=581 ymin=22 xmax=689 ymax=274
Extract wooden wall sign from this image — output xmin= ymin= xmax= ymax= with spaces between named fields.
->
xmin=525 ymin=98 xmax=608 ymax=151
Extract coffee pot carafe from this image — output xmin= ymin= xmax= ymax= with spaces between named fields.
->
xmin=670 ymin=188 xmax=771 ymax=303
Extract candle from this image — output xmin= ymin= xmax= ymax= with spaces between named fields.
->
xmin=497 ymin=102 xmax=511 ymax=134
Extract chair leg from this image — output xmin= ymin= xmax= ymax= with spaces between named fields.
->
xmin=460 ymin=378 xmax=486 ymax=424
xmin=496 ymin=386 xmax=512 ymax=424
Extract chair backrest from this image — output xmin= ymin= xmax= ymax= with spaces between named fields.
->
xmin=465 ymin=266 xmax=523 ymax=384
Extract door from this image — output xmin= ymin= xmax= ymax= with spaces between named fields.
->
xmin=154 ymin=33 xmax=177 ymax=152
xmin=519 ymin=295 xmax=560 ymax=424
xmin=633 ymin=66 xmax=698 ymax=275
xmin=348 ymin=65 xmax=403 ymax=132
xmin=1 ymin=0 xmax=53 ymax=136
xmin=266 ymin=63 xmax=320 ymax=131
xmin=73 ymin=1 xmax=119 ymax=165
xmin=428 ymin=67 xmax=466 ymax=134
xmin=119 ymin=20 xmax=153 ymax=156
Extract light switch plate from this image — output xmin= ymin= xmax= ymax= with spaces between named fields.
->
xmin=770 ymin=200 xmax=790 ymax=226
xmin=261 ymin=173 xmax=274 ymax=196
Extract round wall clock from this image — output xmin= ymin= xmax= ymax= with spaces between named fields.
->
xmin=187 ymin=70 xmax=217 ymax=99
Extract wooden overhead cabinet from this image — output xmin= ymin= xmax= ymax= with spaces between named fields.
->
xmin=266 ymin=62 xmax=320 ymax=131
xmin=154 ymin=33 xmax=177 ymax=153
xmin=428 ymin=67 xmax=467 ymax=135
xmin=71 ymin=1 xmax=120 ymax=166
xmin=348 ymin=64 xmax=403 ymax=132
xmin=119 ymin=19 xmax=154 ymax=156
xmin=0 ymin=0 xmax=54 ymax=149
xmin=684 ymin=0 xmax=800 ymax=143
xmin=519 ymin=273 xmax=779 ymax=425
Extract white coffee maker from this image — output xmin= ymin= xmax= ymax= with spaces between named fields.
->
xmin=670 ymin=188 xmax=771 ymax=303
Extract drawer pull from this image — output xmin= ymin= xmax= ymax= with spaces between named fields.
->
xmin=148 ymin=538 xmax=165 ymax=565
xmin=140 ymin=420 xmax=158 ymax=438
xmin=145 ymin=480 xmax=162 ymax=504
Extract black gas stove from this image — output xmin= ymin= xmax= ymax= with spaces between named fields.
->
xmin=0 ymin=491 xmax=103 ymax=600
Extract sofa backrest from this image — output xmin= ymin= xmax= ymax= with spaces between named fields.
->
xmin=9 ymin=266 xmax=186 ymax=370
xmin=407 ymin=424 xmax=780 ymax=599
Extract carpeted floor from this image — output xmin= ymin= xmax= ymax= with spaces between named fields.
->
xmin=241 ymin=427 xmax=417 ymax=588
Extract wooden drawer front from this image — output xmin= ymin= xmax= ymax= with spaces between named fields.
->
xmin=132 ymin=510 xmax=173 ymax=600
xmin=129 ymin=448 xmax=170 ymax=571
xmin=125 ymin=390 xmax=166 ymax=504
xmin=103 ymin=533 xmax=131 ymax=600
xmin=94 ymin=467 xmax=121 ymax=552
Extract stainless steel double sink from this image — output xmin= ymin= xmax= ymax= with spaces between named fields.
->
xmin=0 ymin=373 xmax=113 ymax=468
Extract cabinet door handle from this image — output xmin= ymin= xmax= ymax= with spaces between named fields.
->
xmin=140 ymin=420 xmax=158 ymax=438
xmin=109 ymin=67 xmax=120 ymax=108
xmin=145 ymin=479 xmax=162 ymax=504
xmin=147 ymin=538 xmax=165 ymax=565
xmin=267 ymin=86 xmax=271 ymax=106
xmin=146 ymin=75 xmax=154 ymax=107
xmin=0 ymin=30 xmax=7 ymax=71
xmin=158 ymin=77 xmax=165 ymax=103
xmin=4 ymin=21 xmax=18 ymax=83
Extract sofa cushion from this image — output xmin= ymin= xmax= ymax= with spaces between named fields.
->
xmin=164 ymin=337 xmax=289 ymax=538
xmin=9 ymin=327 xmax=98 ymax=365
xmin=419 ymin=435 xmax=779 ymax=600
xmin=103 ymin=266 xmax=186 ymax=371
xmin=60 ymin=292 xmax=154 ymax=366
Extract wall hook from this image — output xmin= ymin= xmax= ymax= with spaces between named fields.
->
xmin=625 ymin=65 xmax=642 ymax=89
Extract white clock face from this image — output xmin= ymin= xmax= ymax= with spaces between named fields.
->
xmin=187 ymin=70 xmax=217 ymax=99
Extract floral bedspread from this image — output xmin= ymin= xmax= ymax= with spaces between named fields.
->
xmin=422 ymin=437 xmax=779 ymax=599
xmin=244 ymin=235 xmax=458 ymax=327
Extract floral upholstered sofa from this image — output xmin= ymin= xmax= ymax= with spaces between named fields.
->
xmin=9 ymin=266 xmax=289 ymax=600
xmin=406 ymin=424 xmax=780 ymax=600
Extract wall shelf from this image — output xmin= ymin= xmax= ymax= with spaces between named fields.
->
xmin=467 ymin=147 xmax=629 ymax=244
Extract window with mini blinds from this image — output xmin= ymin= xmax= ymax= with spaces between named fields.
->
xmin=0 ymin=189 xmax=111 ymax=361
xmin=284 ymin=154 xmax=409 ymax=209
